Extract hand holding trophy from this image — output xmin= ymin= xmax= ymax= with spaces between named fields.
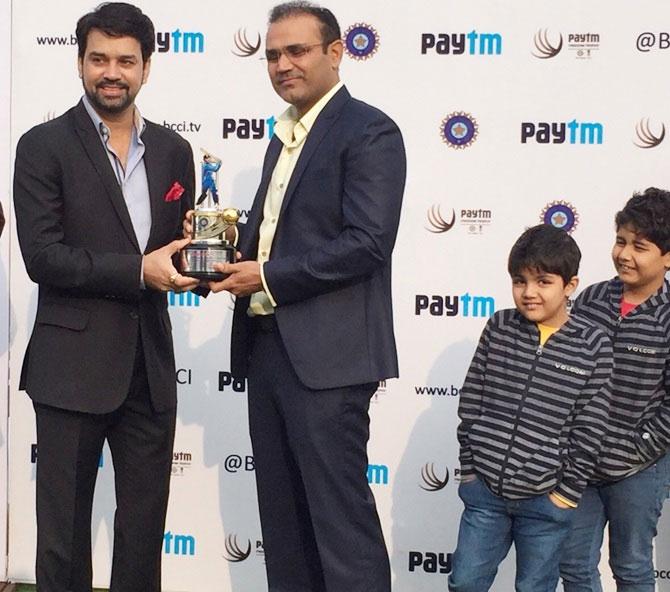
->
xmin=181 ymin=149 xmax=239 ymax=280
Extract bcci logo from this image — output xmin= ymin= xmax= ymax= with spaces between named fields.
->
xmin=440 ymin=112 xmax=478 ymax=149
xmin=541 ymin=201 xmax=579 ymax=234
xmin=343 ymin=23 xmax=379 ymax=60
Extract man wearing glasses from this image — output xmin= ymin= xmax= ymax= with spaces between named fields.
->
xmin=206 ymin=1 xmax=406 ymax=590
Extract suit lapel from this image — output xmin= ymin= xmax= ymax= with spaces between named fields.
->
xmin=279 ymin=86 xmax=350 ymax=217
xmin=142 ymin=124 xmax=168 ymax=253
xmin=73 ymin=101 xmax=140 ymax=252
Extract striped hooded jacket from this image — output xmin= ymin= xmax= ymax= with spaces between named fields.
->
xmin=457 ymin=308 xmax=613 ymax=505
xmin=571 ymin=277 xmax=670 ymax=482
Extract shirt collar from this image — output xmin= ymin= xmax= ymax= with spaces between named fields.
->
xmin=273 ymin=81 xmax=344 ymax=148
xmin=81 ymin=94 xmax=146 ymax=144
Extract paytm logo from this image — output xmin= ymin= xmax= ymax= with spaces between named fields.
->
xmin=156 ymin=30 xmax=205 ymax=53
xmin=223 ymin=116 xmax=276 ymax=140
xmin=218 ymin=371 xmax=246 ymax=392
xmin=409 ymin=551 xmax=452 ymax=574
xmin=421 ymin=31 xmax=502 ymax=55
xmin=415 ymin=294 xmax=495 ymax=317
xmin=163 ymin=531 xmax=195 ymax=556
xmin=367 ymin=464 xmax=389 ymax=485
xmin=168 ymin=291 xmax=200 ymax=307
xmin=521 ymin=120 xmax=604 ymax=144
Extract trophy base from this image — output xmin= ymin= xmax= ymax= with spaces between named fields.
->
xmin=181 ymin=242 xmax=235 ymax=281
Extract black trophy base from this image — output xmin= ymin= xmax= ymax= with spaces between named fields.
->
xmin=180 ymin=243 xmax=235 ymax=281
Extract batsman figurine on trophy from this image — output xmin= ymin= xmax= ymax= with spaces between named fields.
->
xmin=181 ymin=149 xmax=239 ymax=280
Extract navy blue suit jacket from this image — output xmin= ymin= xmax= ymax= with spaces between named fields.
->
xmin=231 ymin=86 xmax=406 ymax=389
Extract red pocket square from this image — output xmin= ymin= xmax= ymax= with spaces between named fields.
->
xmin=164 ymin=181 xmax=185 ymax=202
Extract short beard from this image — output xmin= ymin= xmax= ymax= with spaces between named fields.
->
xmin=84 ymin=81 xmax=134 ymax=116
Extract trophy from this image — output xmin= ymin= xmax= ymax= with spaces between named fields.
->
xmin=181 ymin=149 xmax=239 ymax=280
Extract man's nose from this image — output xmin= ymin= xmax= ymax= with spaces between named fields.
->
xmin=276 ymin=51 xmax=293 ymax=71
xmin=103 ymin=61 xmax=121 ymax=79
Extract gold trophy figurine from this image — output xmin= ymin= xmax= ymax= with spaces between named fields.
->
xmin=181 ymin=149 xmax=239 ymax=280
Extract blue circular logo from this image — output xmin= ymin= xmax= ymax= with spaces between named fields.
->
xmin=343 ymin=24 xmax=379 ymax=60
xmin=440 ymin=112 xmax=478 ymax=149
xmin=541 ymin=201 xmax=579 ymax=233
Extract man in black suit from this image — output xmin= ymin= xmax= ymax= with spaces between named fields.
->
xmin=13 ymin=4 xmax=198 ymax=591
xmin=207 ymin=2 xmax=406 ymax=590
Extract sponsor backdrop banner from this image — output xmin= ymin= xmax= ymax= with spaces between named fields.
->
xmin=0 ymin=0 xmax=9 ymax=581
xmin=6 ymin=0 xmax=670 ymax=590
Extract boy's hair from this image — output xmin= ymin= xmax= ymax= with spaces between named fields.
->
xmin=615 ymin=187 xmax=670 ymax=254
xmin=269 ymin=1 xmax=341 ymax=45
xmin=76 ymin=2 xmax=155 ymax=63
xmin=508 ymin=224 xmax=581 ymax=284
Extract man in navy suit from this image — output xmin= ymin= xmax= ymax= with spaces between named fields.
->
xmin=13 ymin=3 xmax=198 ymax=590
xmin=208 ymin=2 xmax=406 ymax=590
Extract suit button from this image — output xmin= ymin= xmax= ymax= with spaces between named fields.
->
xmin=129 ymin=311 xmax=139 ymax=320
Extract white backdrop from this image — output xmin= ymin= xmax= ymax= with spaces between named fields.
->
xmin=0 ymin=0 xmax=10 ymax=581
xmin=5 ymin=0 xmax=670 ymax=590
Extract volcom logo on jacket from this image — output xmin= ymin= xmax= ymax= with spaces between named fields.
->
xmin=554 ymin=362 xmax=587 ymax=376
xmin=626 ymin=345 xmax=657 ymax=355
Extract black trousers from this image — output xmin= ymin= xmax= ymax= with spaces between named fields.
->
xmin=34 ymin=345 xmax=176 ymax=592
xmin=248 ymin=321 xmax=391 ymax=592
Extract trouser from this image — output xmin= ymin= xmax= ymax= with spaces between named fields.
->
xmin=560 ymin=454 xmax=670 ymax=592
xmin=449 ymin=476 xmax=575 ymax=592
xmin=247 ymin=318 xmax=390 ymax=592
xmin=34 ymin=344 xmax=176 ymax=592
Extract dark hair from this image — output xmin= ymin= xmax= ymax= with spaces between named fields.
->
xmin=615 ymin=187 xmax=670 ymax=254
xmin=508 ymin=224 xmax=581 ymax=284
xmin=269 ymin=1 xmax=341 ymax=45
xmin=76 ymin=2 xmax=155 ymax=63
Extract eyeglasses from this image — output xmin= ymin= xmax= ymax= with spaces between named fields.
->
xmin=264 ymin=42 xmax=325 ymax=63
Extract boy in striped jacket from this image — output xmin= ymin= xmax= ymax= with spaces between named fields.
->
xmin=560 ymin=188 xmax=670 ymax=592
xmin=448 ymin=224 xmax=613 ymax=592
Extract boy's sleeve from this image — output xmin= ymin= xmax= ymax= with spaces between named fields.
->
xmin=554 ymin=333 xmax=613 ymax=505
xmin=632 ymin=355 xmax=670 ymax=461
xmin=456 ymin=317 xmax=493 ymax=477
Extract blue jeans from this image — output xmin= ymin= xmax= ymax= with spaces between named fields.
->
xmin=559 ymin=454 xmax=670 ymax=592
xmin=448 ymin=476 xmax=575 ymax=592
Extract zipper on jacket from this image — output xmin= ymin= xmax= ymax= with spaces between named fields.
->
xmin=497 ymin=346 xmax=542 ymax=496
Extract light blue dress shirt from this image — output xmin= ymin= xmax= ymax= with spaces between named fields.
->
xmin=82 ymin=95 xmax=152 ymax=253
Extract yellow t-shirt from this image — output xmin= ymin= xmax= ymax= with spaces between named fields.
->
xmin=537 ymin=323 xmax=559 ymax=346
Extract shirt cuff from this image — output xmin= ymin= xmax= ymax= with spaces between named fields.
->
xmin=140 ymin=256 xmax=146 ymax=289
xmin=260 ymin=262 xmax=277 ymax=307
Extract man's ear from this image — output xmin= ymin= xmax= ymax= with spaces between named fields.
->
xmin=328 ymin=39 xmax=343 ymax=70
xmin=142 ymin=57 xmax=152 ymax=84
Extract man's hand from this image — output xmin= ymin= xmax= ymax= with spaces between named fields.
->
xmin=143 ymin=237 xmax=200 ymax=292
xmin=182 ymin=209 xmax=194 ymax=238
xmin=208 ymin=261 xmax=263 ymax=296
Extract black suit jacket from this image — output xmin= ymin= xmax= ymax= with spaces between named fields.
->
xmin=231 ymin=87 xmax=406 ymax=389
xmin=13 ymin=100 xmax=194 ymax=414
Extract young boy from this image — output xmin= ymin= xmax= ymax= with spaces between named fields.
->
xmin=560 ymin=188 xmax=670 ymax=591
xmin=448 ymin=224 xmax=613 ymax=592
